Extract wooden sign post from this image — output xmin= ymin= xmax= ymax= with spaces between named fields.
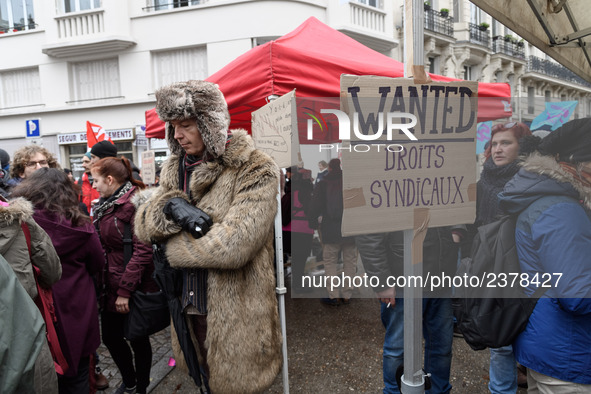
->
xmin=340 ymin=12 xmax=478 ymax=388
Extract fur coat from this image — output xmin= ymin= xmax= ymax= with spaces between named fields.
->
xmin=134 ymin=80 xmax=281 ymax=394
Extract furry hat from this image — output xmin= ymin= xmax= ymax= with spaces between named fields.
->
xmin=538 ymin=118 xmax=591 ymax=163
xmin=155 ymin=80 xmax=230 ymax=158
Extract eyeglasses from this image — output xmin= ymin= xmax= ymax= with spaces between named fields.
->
xmin=25 ymin=160 xmax=48 ymax=168
xmin=491 ymin=122 xmax=517 ymax=132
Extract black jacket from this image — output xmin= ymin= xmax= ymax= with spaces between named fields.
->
xmin=308 ymin=169 xmax=352 ymax=244
xmin=356 ymin=227 xmax=459 ymax=296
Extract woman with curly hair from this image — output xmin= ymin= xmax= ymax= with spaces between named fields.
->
xmin=12 ymin=168 xmax=104 ymax=393
xmin=7 ymin=145 xmax=60 ymax=188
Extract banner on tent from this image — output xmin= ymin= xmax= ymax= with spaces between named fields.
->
xmin=339 ymin=75 xmax=478 ymax=236
xmin=251 ymin=90 xmax=299 ymax=168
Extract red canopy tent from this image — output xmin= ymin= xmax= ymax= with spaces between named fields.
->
xmin=145 ymin=17 xmax=512 ymax=142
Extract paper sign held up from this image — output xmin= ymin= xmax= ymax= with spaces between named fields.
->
xmin=141 ymin=150 xmax=156 ymax=185
xmin=251 ymin=90 xmax=299 ymax=168
xmin=339 ymin=75 xmax=478 ymax=236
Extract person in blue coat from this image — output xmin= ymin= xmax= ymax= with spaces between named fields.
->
xmin=498 ymin=118 xmax=591 ymax=391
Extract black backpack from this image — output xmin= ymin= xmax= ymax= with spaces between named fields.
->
xmin=453 ymin=214 xmax=547 ymax=351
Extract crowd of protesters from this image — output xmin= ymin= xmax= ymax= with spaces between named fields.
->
xmin=1 ymin=81 xmax=590 ymax=394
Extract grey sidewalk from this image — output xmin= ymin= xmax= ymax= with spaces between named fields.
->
xmin=96 ymin=326 xmax=174 ymax=394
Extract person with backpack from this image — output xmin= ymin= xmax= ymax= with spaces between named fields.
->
xmin=464 ymin=121 xmax=532 ymax=393
xmin=91 ymin=157 xmax=158 ymax=394
xmin=308 ymin=158 xmax=359 ymax=306
xmin=498 ymin=118 xmax=591 ymax=391
xmin=12 ymin=168 xmax=105 ymax=393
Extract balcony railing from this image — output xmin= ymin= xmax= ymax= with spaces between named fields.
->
xmin=0 ymin=21 xmax=37 ymax=34
xmin=468 ymin=23 xmax=490 ymax=48
xmin=528 ymin=56 xmax=591 ymax=88
xmin=55 ymin=9 xmax=104 ymax=39
xmin=350 ymin=1 xmax=386 ymax=33
xmin=492 ymin=38 xmax=525 ymax=60
xmin=424 ymin=9 xmax=453 ymax=37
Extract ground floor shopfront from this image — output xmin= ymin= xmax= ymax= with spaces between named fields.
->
xmin=0 ymin=102 xmax=170 ymax=182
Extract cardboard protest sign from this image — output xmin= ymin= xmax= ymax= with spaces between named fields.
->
xmin=251 ymin=90 xmax=299 ymax=168
xmin=339 ymin=75 xmax=478 ymax=236
xmin=141 ymin=150 xmax=156 ymax=185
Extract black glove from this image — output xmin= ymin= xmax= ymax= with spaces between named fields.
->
xmin=163 ymin=197 xmax=213 ymax=239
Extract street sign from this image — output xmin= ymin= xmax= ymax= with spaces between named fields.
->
xmin=26 ymin=119 xmax=40 ymax=138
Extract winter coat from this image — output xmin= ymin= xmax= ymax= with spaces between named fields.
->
xmin=33 ymin=209 xmax=104 ymax=377
xmin=282 ymin=178 xmax=314 ymax=235
xmin=0 ymin=197 xmax=61 ymax=394
xmin=0 ymin=254 xmax=46 ymax=394
xmin=134 ymin=130 xmax=282 ymax=394
xmin=308 ymin=169 xmax=351 ymax=244
xmin=498 ymin=153 xmax=591 ymax=384
xmin=94 ymin=185 xmax=158 ymax=312
xmin=315 ymin=168 xmax=328 ymax=185
xmin=356 ymin=227 xmax=458 ymax=297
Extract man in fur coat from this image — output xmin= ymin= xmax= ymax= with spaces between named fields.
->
xmin=134 ymin=80 xmax=282 ymax=393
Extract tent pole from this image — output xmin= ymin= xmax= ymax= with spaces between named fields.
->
xmin=274 ymin=182 xmax=289 ymax=394
xmin=402 ymin=0 xmax=426 ymax=393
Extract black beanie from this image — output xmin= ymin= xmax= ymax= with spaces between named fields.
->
xmin=90 ymin=141 xmax=117 ymax=159
xmin=538 ymin=118 xmax=591 ymax=163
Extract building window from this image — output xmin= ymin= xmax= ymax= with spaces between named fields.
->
xmin=153 ymin=47 xmax=207 ymax=90
xmin=463 ymin=65 xmax=472 ymax=81
xmin=354 ymin=0 xmax=381 ymax=7
xmin=59 ymin=0 xmax=100 ymax=13
xmin=544 ymin=90 xmax=551 ymax=102
xmin=428 ymin=57 xmax=439 ymax=75
xmin=469 ymin=3 xmax=481 ymax=24
xmin=150 ymin=0 xmax=203 ymax=11
xmin=0 ymin=67 xmax=41 ymax=109
xmin=71 ymin=58 xmax=120 ymax=102
xmin=252 ymin=36 xmax=279 ymax=47
xmin=527 ymin=86 xmax=535 ymax=114
xmin=0 ymin=0 xmax=36 ymax=32
xmin=453 ymin=0 xmax=460 ymax=22
xmin=67 ymin=141 xmax=133 ymax=181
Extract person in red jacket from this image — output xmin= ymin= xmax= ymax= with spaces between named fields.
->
xmin=78 ymin=152 xmax=100 ymax=216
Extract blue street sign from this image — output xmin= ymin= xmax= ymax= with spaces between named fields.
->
xmin=26 ymin=119 xmax=40 ymax=138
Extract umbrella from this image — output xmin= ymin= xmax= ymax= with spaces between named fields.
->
xmin=152 ymin=243 xmax=210 ymax=394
